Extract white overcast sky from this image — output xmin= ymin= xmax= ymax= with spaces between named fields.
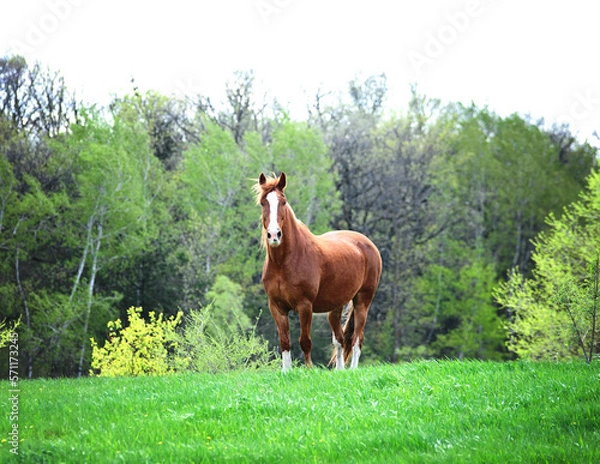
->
xmin=2 ymin=0 xmax=599 ymax=145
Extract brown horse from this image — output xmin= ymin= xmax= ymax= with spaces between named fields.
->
xmin=255 ymin=172 xmax=382 ymax=371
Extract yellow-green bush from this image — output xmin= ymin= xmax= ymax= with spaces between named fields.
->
xmin=495 ymin=171 xmax=600 ymax=362
xmin=90 ymin=307 xmax=183 ymax=377
xmin=0 ymin=318 xmax=19 ymax=349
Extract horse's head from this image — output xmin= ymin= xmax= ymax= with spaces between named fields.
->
xmin=256 ymin=172 xmax=287 ymax=248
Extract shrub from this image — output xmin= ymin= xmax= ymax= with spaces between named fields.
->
xmin=89 ymin=302 xmax=277 ymax=377
xmin=176 ymin=304 xmax=279 ymax=373
xmin=0 ymin=318 xmax=19 ymax=349
xmin=90 ymin=307 xmax=183 ymax=377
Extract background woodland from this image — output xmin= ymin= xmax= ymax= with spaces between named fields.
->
xmin=1 ymin=55 xmax=598 ymax=377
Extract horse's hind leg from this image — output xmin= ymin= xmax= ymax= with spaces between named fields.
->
xmin=350 ymin=291 xmax=374 ymax=369
xmin=328 ymin=306 xmax=345 ymax=369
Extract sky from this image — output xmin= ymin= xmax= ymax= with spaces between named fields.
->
xmin=2 ymin=0 xmax=599 ymax=146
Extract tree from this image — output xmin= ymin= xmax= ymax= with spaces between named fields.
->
xmin=451 ymin=109 xmax=594 ymax=276
xmin=111 ymin=90 xmax=196 ymax=170
xmin=268 ymin=119 xmax=339 ymax=232
xmin=61 ymin=109 xmax=163 ymax=376
xmin=0 ymin=146 xmax=69 ymax=377
xmin=311 ymin=76 xmax=385 ymax=233
xmin=180 ymin=119 xmax=253 ymax=290
xmin=205 ymin=275 xmax=251 ymax=336
xmin=404 ymin=240 xmax=505 ymax=360
xmin=0 ymin=55 xmax=78 ymax=138
xmin=217 ymin=70 xmax=269 ymax=145
xmin=495 ymin=170 xmax=600 ymax=362
xmin=348 ymin=74 xmax=387 ymax=115
xmin=311 ymin=84 xmax=456 ymax=362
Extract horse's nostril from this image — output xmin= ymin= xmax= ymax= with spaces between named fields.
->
xmin=277 ymin=231 xmax=282 ymax=239
xmin=267 ymin=232 xmax=272 ymax=239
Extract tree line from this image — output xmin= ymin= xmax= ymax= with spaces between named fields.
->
xmin=0 ymin=56 xmax=597 ymax=377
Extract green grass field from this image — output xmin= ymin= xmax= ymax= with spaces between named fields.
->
xmin=2 ymin=361 xmax=599 ymax=463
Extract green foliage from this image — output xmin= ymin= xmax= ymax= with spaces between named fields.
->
xmin=64 ymin=110 xmax=168 ymax=375
xmin=377 ymin=103 xmax=596 ymax=362
xmin=495 ymin=170 xmax=600 ymax=361
xmin=11 ymin=362 xmax=600 ymax=462
xmin=401 ymin=241 xmax=505 ymax=361
xmin=2 ymin=56 xmax=598 ymax=375
xmin=69 ymin=109 xmax=161 ymax=249
xmin=497 ymin=269 xmax=574 ymax=360
xmin=90 ymin=307 xmax=183 ymax=377
xmin=269 ymin=119 xmax=339 ymax=232
xmin=182 ymin=119 xmax=247 ymax=215
xmin=205 ymin=275 xmax=251 ymax=335
xmin=448 ymin=108 xmax=593 ymax=274
xmin=176 ymin=303 xmax=278 ymax=374
xmin=0 ymin=152 xmax=17 ymax=224
xmin=20 ymin=289 xmax=119 ymax=377
xmin=175 ymin=274 xmax=276 ymax=373
xmin=179 ymin=120 xmax=259 ymax=289
xmin=0 ymin=317 xmax=18 ymax=349
xmin=429 ymin=251 xmax=504 ymax=360
xmin=89 ymin=277 xmax=276 ymax=376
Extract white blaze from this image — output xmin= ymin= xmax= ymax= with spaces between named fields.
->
xmin=266 ymin=191 xmax=282 ymax=246
xmin=266 ymin=191 xmax=279 ymax=231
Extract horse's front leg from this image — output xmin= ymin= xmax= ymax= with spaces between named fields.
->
xmin=268 ymin=301 xmax=292 ymax=371
xmin=297 ymin=302 xmax=313 ymax=368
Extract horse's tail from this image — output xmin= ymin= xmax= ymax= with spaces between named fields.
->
xmin=342 ymin=301 xmax=355 ymax=364
xmin=328 ymin=301 xmax=355 ymax=367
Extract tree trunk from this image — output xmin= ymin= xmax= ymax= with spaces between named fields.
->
xmin=77 ymin=220 xmax=102 ymax=377
xmin=15 ymin=247 xmax=33 ymax=378
xmin=70 ymin=214 xmax=93 ymax=302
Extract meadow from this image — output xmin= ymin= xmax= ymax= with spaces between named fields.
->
xmin=2 ymin=361 xmax=599 ymax=463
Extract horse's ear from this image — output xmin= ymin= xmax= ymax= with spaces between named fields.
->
xmin=259 ymin=173 xmax=267 ymax=185
xmin=278 ymin=172 xmax=287 ymax=191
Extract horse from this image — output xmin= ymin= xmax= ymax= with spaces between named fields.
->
xmin=255 ymin=172 xmax=382 ymax=371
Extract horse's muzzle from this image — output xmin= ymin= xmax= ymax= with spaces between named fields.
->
xmin=267 ymin=228 xmax=282 ymax=247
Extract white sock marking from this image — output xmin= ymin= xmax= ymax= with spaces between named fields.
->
xmin=332 ymin=334 xmax=344 ymax=370
xmin=282 ymin=350 xmax=292 ymax=372
xmin=350 ymin=340 xmax=361 ymax=369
